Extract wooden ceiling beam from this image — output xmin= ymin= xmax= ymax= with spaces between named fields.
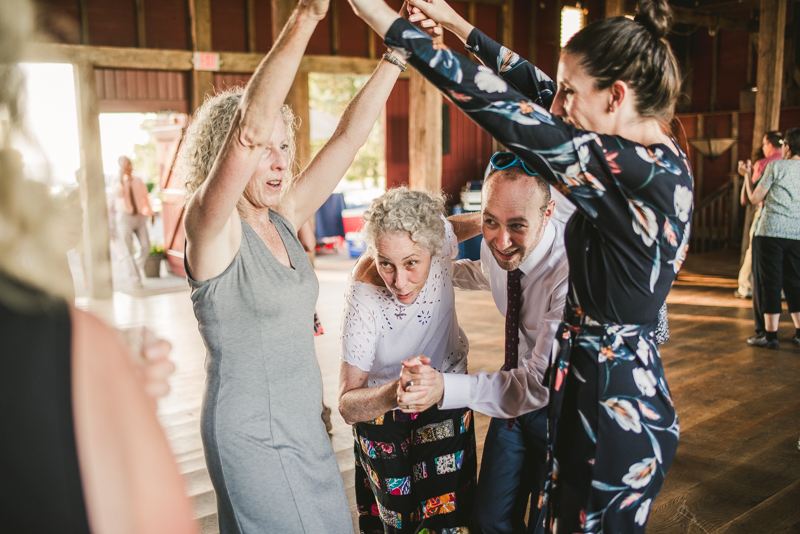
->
xmin=22 ymin=43 xmax=409 ymax=77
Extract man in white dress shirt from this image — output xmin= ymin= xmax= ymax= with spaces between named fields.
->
xmin=399 ymin=160 xmax=569 ymax=534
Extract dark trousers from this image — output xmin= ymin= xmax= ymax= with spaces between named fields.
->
xmin=751 ymin=236 xmax=766 ymax=335
xmin=473 ymin=408 xmax=548 ymax=534
xmin=753 ymin=236 xmax=800 ymax=316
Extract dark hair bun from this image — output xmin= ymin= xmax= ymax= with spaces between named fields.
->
xmin=635 ymin=0 xmax=673 ymax=39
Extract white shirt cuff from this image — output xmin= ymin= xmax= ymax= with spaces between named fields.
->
xmin=440 ymin=372 xmax=474 ymax=410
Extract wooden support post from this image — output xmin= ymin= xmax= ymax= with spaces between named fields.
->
xmin=752 ymin=0 xmax=786 ymax=160
xmin=135 ymin=0 xmax=147 ymax=48
xmin=73 ymin=63 xmax=113 ymax=299
xmin=528 ymin=0 xmax=538 ymax=65
xmin=189 ymin=0 xmax=214 ymax=114
xmin=501 ymin=0 xmax=514 ymax=47
xmin=408 ymin=68 xmax=443 ymax=192
xmin=78 ymin=0 xmax=89 ymax=44
xmin=246 ymin=0 xmax=257 ymax=53
xmin=273 ymin=0 xmax=312 ymax=173
xmin=696 ymin=115 xmax=705 ymax=199
xmin=330 ymin=0 xmax=340 ymax=56
xmin=605 ymin=0 xmax=625 ymax=18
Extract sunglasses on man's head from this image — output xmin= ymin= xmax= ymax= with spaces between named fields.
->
xmin=490 ymin=151 xmax=537 ymax=176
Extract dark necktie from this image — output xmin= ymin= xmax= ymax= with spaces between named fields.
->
xmin=505 ymin=268 xmax=522 ymax=429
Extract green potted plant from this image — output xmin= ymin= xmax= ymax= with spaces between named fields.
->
xmin=145 ymin=244 xmax=165 ymax=278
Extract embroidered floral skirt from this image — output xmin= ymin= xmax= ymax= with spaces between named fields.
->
xmin=353 ymin=406 xmax=477 ymax=534
xmin=544 ymin=310 xmax=680 ymax=533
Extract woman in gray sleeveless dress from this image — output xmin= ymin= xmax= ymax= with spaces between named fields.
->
xmin=179 ymin=1 xmax=407 ymax=531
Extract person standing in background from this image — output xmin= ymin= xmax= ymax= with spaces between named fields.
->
xmin=742 ymin=128 xmax=800 ymax=349
xmin=114 ymin=155 xmax=154 ymax=288
xmin=738 ymin=131 xmax=783 ymax=345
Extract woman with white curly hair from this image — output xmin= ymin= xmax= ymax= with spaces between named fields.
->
xmin=180 ymin=1 xmax=408 ymax=532
xmin=339 ymin=187 xmax=480 ymax=534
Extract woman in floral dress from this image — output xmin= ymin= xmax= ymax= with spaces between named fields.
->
xmin=346 ymin=0 xmax=691 ymax=531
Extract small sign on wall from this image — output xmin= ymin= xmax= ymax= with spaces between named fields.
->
xmin=193 ymin=52 xmax=221 ymax=71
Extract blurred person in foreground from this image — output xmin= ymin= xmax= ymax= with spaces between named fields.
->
xmin=0 ymin=0 xmax=196 ymax=532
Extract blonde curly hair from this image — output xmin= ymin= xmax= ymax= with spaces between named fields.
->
xmin=180 ymin=87 xmax=298 ymax=206
xmin=0 ymin=0 xmax=74 ymax=307
xmin=363 ymin=187 xmax=446 ymax=256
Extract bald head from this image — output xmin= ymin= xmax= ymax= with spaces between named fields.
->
xmin=483 ymin=167 xmax=550 ymax=213
xmin=481 ymin=167 xmax=554 ymax=271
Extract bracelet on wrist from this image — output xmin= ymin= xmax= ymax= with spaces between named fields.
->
xmin=382 ymin=51 xmax=407 ymax=72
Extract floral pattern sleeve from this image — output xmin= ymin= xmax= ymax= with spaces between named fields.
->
xmin=386 ymin=19 xmax=693 ymax=315
xmin=464 ymin=28 xmax=556 ymax=109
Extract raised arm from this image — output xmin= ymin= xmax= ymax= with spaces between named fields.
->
xmin=279 ymin=56 xmax=403 ymax=228
xmin=407 ymin=0 xmax=557 ymax=108
xmin=184 ymin=0 xmax=329 ymax=279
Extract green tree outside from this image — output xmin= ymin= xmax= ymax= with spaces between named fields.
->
xmin=308 ymin=73 xmax=385 ymax=190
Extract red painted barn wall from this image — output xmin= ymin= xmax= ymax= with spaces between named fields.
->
xmin=476 ymin=4 xmax=499 ymax=41
xmin=443 ymin=2 xmax=470 ymax=51
xmin=254 ymin=0 xmax=274 ymax=52
xmin=86 ymin=0 xmax=137 ymax=47
xmin=385 ymin=80 xmax=410 ymax=191
xmin=95 ymin=69 xmax=188 ymax=113
xmin=210 ymin=0 xmax=247 ymax=52
xmin=691 ymin=31 xmax=712 ymax=113
xmin=535 ymin=1 xmax=559 ymax=79
xmin=717 ymin=30 xmax=749 ymax=111
xmin=306 ymin=10 xmax=331 ymax=55
xmin=144 ymin=0 xmax=189 ymax=50
xmin=337 ymin=4 xmax=368 ymax=57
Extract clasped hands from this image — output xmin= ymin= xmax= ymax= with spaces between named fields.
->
xmin=738 ymin=159 xmax=753 ymax=178
xmin=396 ymin=355 xmax=444 ymax=413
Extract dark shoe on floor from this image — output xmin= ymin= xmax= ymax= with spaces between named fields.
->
xmin=747 ymin=335 xmax=779 ymax=349
xmin=734 ymin=290 xmax=752 ymax=299
xmin=792 ymin=335 xmax=800 ymax=347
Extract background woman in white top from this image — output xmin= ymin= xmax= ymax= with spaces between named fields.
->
xmin=339 ymin=187 xmax=479 ymax=534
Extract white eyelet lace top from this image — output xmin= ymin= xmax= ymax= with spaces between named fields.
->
xmin=340 ymin=218 xmax=469 ymax=388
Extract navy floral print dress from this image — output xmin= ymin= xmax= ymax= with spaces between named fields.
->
xmin=385 ymin=21 xmax=692 ymax=533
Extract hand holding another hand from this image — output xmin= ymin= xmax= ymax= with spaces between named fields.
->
xmin=396 ymin=355 xmax=444 ymax=413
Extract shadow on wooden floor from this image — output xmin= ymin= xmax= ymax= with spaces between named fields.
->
xmin=651 ymin=249 xmax=800 ymax=533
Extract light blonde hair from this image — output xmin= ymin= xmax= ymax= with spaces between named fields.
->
xmin=363 ymin=187 xmax=446 ymax=256
xmin=0 ymin=0 xmax=74 ymax=308
xmin=180 ymin=87 xmax=298 ymax=208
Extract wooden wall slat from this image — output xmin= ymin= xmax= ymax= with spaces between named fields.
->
xmin=86 ymin=0 xmax=137 ymax=47
xmin=210 ymin=0 xmax=248 ymax=52
xmin=94 ymin=68 xmax=188 ymax=113
xmin=143 ymin=0 xmax=188 ymax=49
xmin=254 ymin=0 xmax=274 ymax=53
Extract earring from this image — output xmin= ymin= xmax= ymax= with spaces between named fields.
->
xmin=607 ymin=104 xmax=613 ymax=112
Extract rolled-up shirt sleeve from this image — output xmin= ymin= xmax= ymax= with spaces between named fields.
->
xmin=452 ymin=259 xmax=491 ymax=291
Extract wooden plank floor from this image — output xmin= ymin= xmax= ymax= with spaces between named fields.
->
xmin=76 ymin=248 xmax=800 ymax=533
